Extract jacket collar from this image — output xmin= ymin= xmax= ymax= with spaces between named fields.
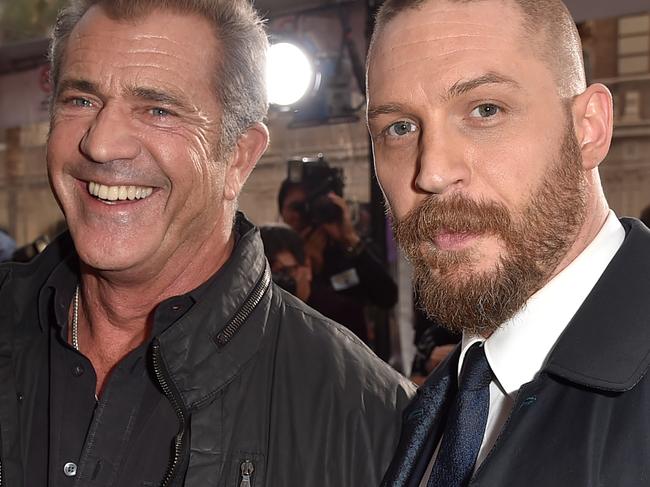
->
xmin=544 ymin=217 xmax=650 ymax=392
xmin=156 ymin=213 xmax=273 ymax=408
xmin=27 ymin=214 xmax=271 ymax=409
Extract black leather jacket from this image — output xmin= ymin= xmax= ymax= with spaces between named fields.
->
xmin=0 ymin=215 xmax=415 ymax=487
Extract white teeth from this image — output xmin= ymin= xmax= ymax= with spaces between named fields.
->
xmin=87 ymin=182 xmax=154 ymax=201
xmin=107 ymin=186 xmax=119 ymax=201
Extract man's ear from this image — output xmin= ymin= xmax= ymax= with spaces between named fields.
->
xmin=571 ymin=83 xmax=614 ymax=171
xmin=223 ymin=122 xmax=270 ymax=201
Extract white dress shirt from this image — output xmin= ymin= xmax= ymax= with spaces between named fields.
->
xmin=419 ymin=210 xmax=624 ymax=485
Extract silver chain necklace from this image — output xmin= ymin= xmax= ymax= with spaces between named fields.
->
xmin=72 ymin=285 xmax=80 ymax=351
xmin=72 ymin=285 xmax=99 ymax=401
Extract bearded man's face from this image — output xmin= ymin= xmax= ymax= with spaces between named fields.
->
xmin=392 ymin=126 xmax=586 ymax=336
xmin=366 ymin=0 xmax=610 ymax=336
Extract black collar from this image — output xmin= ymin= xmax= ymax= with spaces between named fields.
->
xmin=544 ymin=217 xmax=650 ymax=392
xmin=35 ymin=216 xmax=246 ymax=336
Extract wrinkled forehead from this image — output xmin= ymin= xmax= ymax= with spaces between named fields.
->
xmin=65 ymin=5 xmax=219 ymax=73
xmin=85 ymin=7 xmax=204 ymax=44
xmin=368 ymin=1 xmax=537 ymax=93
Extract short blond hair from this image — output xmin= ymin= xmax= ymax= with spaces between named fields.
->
xmin=368 ymin=0 xmax=586 ymax=99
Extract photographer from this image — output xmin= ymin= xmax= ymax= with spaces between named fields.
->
xmin=410 ymin=305 xmax=460 ymax=385
xmin=278 ymin=157 xmax=398 ymax=344
xmin=260 ymin=225 xmax=312 ymax=302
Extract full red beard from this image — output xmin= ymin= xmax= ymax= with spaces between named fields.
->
xmin=391 ymin=125 xmax=587 ymax=337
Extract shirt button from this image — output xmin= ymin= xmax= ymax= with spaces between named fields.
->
xmin=63 ymin=462 xmax=77 ymax=477
xmin=72 ymin=364 xmax=85 ymax=377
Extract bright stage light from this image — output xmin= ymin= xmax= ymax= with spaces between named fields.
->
xmin=267 ymin=42 xmax=316 ymax=107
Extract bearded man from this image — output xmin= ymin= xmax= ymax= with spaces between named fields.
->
xmin=0 ymin=1 xmax=415 ymax=485
xmin=366 ymin=0 xmax=650 ymax=486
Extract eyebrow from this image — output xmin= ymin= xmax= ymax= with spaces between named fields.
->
xmin=56 ymin=78 xmax=101 ymax=98
xmin=443 ymin=72 xmax=522 ymax=101
xmin=367 ymin=103 xmax=408 ymax=121
xmin=126 ymin=86 xmax=194 ymax=113
xmin=56 ymin=78 xmax=194 ymax=112
xmin=367 ymin=72 xmax=522 ymax=121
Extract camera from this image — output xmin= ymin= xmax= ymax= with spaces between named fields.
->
xmin=287 ymin=154 xmax=345 ymax=227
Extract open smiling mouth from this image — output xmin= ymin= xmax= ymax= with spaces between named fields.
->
xmin=88 ymin=181 xmax=154 ymax=202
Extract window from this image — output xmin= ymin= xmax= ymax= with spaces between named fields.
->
xmin=618 ymin=14 xmax=650 ymax=75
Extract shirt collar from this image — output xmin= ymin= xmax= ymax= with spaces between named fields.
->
xmin=36 ymin=217 xmax=244 ymax=337
xmin=38 ymin=252 xmax=79 ymax=332
xmin=459 ymin=210 xmax=625 ymax=395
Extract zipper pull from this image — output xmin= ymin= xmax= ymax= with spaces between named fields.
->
xmin=240 ymin=460 xmax=254 ymax=487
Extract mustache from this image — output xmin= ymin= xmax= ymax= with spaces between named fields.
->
xmin=392 ymin=193 xmax=514 ymax=244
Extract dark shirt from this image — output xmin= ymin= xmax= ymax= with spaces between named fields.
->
xmin=27 ymin=254 xmax=203 ymax=486
xmin=307 ymin=242 xmax=398 ymax=344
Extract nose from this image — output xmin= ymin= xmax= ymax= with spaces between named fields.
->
xmin=79 ymin=104 xmax=140 ymax=163
xmin=415 ymin=129 xmax=471 ymax=194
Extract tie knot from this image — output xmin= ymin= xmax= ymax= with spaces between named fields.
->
xmin=459 ymin=343 xmax=492 ymax=391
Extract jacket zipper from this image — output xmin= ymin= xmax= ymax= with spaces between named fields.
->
xmin=215 ymin=266 xmax=271 ymax=348
xmin=154 ymin=265 xmax=270 ymax=485
xmin=239 ymin=460 xmax=254 ymax=487
xmin=152 ymin=340 xmax=187 ymax=487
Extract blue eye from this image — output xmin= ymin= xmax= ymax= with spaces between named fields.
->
xmin=71 ymin=98 xmax=93 ymax=108
xmin=470 ymin=104 xmax=500 ymax=118
xmin=150 ymin=107 xmax=171 ymax=117
xmin=386 ymin=120 xmax=417 ymax=137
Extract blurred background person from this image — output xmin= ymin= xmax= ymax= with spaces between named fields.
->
xmin=260 ymin=224 xmax=312 ymax=302
xmin=640 ymin=204 xmax=650 ymax=227
xmin=11 ymin=219 xmax=67 ymax=262
xmin=410 ymin=301 xmax=460 ymax=385
xmin=278 ymin=155 xmax=398 ymax=345
xmin=0 ymin=228 xmax=16 ymax=262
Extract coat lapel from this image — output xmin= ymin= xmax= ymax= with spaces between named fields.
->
xmin=381 ymin=346 xmax=460 ymax=487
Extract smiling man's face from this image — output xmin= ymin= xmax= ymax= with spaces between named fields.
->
xmin=47 ymin=5 xmax=232 ymax=277
xmin=367 ymin=0 xmax=590 ymax=334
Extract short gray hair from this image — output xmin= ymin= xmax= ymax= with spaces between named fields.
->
xmin=49 ymin=0 xmax=269 ymax=152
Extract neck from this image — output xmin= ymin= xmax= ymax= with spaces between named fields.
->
xmin=72 ymin=232 xmax=236 ymax=394
xmin=546 ymin=187 xmax=610 ymax=284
